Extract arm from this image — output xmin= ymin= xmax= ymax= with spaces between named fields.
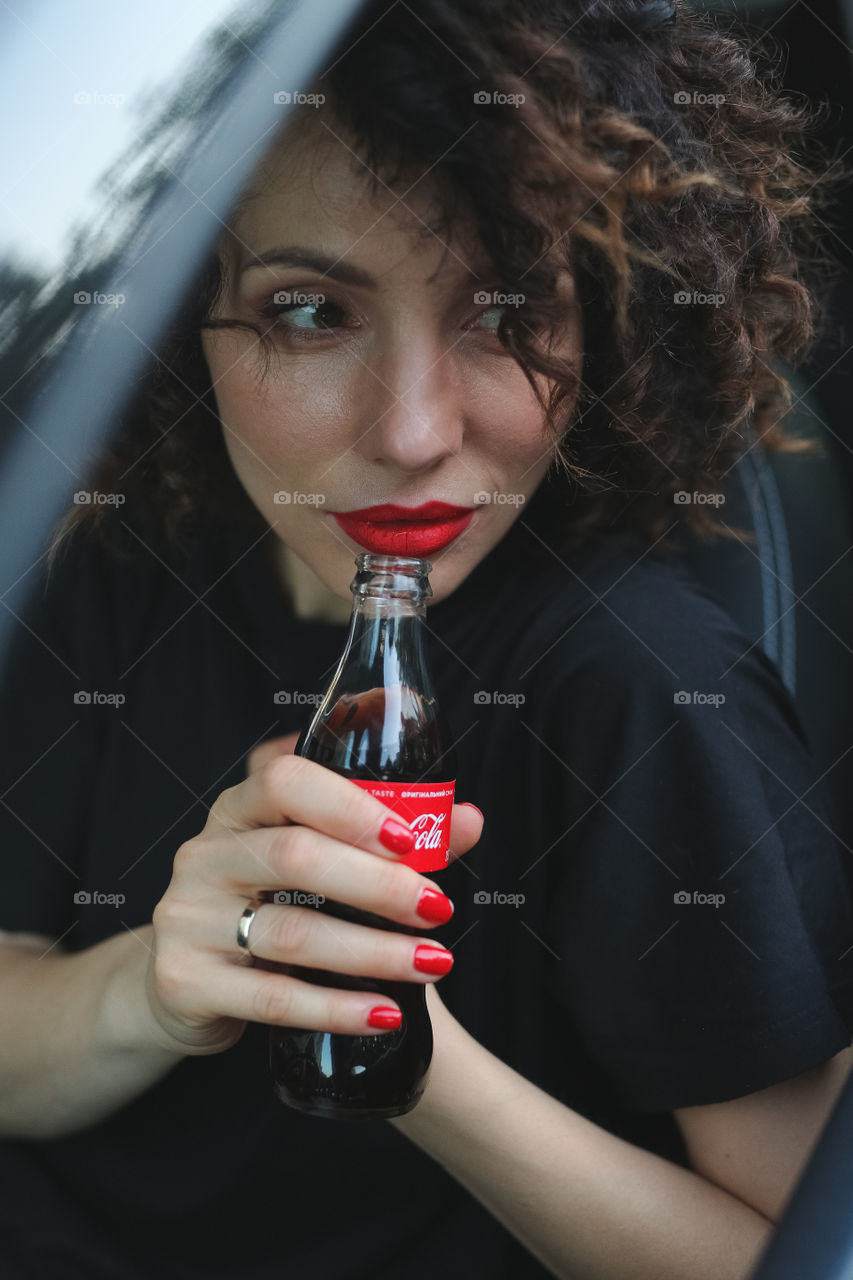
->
xmin=391 ymin=988 xmax=785 ymax=1280
xmin=674 ymin=1043 xmax=853 ymax=1222
xmin=0 ymin=925 xmax=188 ymax=1140
xmin=0 ymin=745 xmax=484 ymax=1143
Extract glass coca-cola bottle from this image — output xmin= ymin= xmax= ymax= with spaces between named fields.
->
xmin=267 ymin=552 xmax=457 ymax=1120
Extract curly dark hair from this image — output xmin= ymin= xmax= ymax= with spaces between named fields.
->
xmin=46 ymin=0 xmax=835 ymax=570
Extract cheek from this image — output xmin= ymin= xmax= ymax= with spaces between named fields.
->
xmin=484 ymin=337 xmax=582 ymax=463
xmin=465 ymin=366 xmax=552 ymax=462
xmin=204 ymin=341 xmax=352 ymax=461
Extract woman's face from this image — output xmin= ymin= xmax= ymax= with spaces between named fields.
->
xmin=201 ymin=112 xmax=583 ymax=606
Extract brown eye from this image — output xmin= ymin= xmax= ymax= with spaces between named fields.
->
xmin=269 ymin=300 xmax=344 ymax=328
xmin=257 ymin=294 xmax=354 ymax=343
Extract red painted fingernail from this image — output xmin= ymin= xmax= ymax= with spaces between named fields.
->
xmin=416 ymin=887 xmax=454 ymax=924
xmin=459 ymin=802 xmax=484 ymax=821
xmin=379 ymin=817 xmax=415 ymax=855
xmin=413 ymin=945 xmax=454 ymax=975
xmin=367 ymin=1006 xmax=402 ymax=1029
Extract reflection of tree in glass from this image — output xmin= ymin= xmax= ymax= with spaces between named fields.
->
xmin=0 ymin=0 xmax=280 ymax=546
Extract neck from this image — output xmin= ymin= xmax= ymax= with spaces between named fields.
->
xmin=275 ymin=541 xmax=353 ymax=625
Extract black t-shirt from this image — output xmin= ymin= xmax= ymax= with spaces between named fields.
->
xmin=1 ymin=493 xmax=852 ymax=1280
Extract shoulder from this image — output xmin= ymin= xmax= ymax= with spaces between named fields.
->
xmin=35 ymin=505 xmax=228 ymax=673
xmin=504 ymin=532 xmax=818 ymax=783
xmin=517 ymin=532 xmax=767 ymax=689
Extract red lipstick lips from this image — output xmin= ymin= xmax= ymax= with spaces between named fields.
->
xmin=330 ymin=501 xmax=476 ymax=557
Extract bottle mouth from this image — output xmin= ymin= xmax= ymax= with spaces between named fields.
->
xmin=351 ymin=553 xmax=433 ymax=606
xmin=355 ymin=552 xmax=433 ymax=575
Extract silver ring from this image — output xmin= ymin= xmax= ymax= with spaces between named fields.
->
xmin=236 ymin=901 xmax=259 ymax=956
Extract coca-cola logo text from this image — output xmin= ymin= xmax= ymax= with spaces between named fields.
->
xmin=409 ymin=812 xmax=447 ymax=850
xmin=348 ymin=778 xmax=455 ymax=873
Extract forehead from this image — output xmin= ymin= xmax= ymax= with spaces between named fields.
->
xmin=224 ymin=111 xmax=487 ymax=282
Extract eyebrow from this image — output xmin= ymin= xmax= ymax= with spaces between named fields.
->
xmin=239 ymin=246 xmax=377 ymax=290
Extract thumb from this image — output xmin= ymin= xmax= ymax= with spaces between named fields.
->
xmin=246 ymin=731 xmax=301 ymax=777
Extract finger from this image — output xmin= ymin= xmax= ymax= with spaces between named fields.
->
xmin=221 ymin=901 xmax=452 ymax=984
xmin=245 ymin=743 xmax=483 ymax=862
xmin=197 ymin=961 xmax=406 ymax=1035
xmin=246 ymin=732 xmax=300 ymax=777
xmin=187 ymin=825 xmax=454 ymax=925
xmin=447 ymin=802 xmax=485 ymax=864
xmin=242 ymin=750 xmax=482 ymax=866
xmin=206 ymin=755 xmax=419 ymax=866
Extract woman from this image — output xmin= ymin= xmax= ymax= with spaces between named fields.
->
xmin=1 ymin=1 xmax=852 ymax=1277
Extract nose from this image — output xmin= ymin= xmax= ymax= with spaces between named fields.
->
xmin=352 ymin=332 xmax=465 ymax=472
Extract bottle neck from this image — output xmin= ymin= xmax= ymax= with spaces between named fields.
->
xmin=345 ymin=600 xmax=428 ymax=689
xmin=341 ymin=553 xmax=435 ymax=695
xmin=294 ymin=553 xmax=452 ymax=782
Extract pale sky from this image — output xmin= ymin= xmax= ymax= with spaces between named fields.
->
xmin=0 ymin=0 xmax=251 ymax=276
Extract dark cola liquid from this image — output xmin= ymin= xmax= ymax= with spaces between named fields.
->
xmin=264 ymin=684 xmax=452 ymax=1120
xmin=265 ymin=913 xmax=433 ymax=1121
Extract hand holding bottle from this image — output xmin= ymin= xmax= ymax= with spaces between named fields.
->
xmin=147 ymin=552 xmax=475 ymax=1121
xmin=144 ymin=747 xmax=483 ymax=1059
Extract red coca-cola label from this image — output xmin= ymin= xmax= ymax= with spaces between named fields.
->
xmin=350 ymin=779 xmax=456 ymax=872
